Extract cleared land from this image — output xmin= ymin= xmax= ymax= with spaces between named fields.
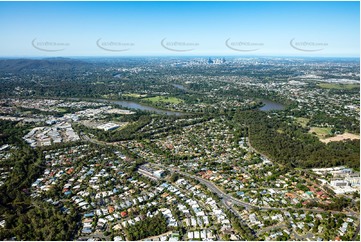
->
xmin=143 ymin=96 xmax=183 ymax=104
xmin=317 ymin=83 xmax=359 ymax=90
xmin=295 ymin=117 xmax=310 ymax=128
xmin=321 ymin=133 xmax=360 ymax=144
xmin=309 ymin=127 xmax=332 ymax=139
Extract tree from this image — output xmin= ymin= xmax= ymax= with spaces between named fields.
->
xmin=170 ymin=173 xmax=179 ymax=183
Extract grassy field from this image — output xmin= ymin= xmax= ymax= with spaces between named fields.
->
xmin=295 ymin=117 xmax=310 ymax=128
xmin=122 ymin=93 xmax=146 ymax=98
xmin=318 ymin=83 xmax=359 ymax=90
xmin=56 ymin=108 xmax=68 ymax=113
xmin=309 ymin=127 xmax=333 ymax=139
xmin=143 ymin=96 xmax=183 ymax=104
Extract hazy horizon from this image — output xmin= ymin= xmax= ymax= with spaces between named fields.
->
xmin=0 ymin=1 xmax=359 ymax=58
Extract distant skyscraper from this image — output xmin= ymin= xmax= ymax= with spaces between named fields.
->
xmin=207 ymin=58 xmax=225 ymax=64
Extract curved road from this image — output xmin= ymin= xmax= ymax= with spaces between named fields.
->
xmin=154 ymin=164 xmax=358 ymax=218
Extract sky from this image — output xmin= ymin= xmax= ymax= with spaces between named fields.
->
xmin=0 ymin=1 xmax=359 ymax=57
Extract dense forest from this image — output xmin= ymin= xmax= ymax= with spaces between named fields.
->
xmin=233 ymin=111 xmax=360 ymax=169
xmin=124 ymin=213 xmax=168 ymax=240
xmin=0 ymin=120 xmax=79 ymax=240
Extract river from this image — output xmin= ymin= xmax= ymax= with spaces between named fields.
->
xmin=258 ymin=99 xmax=285 ymax=111
xmin=105 ymin=100 xmax=186 ymax=116
xmin=172 ymin=84 xmax=188 ymax=91
xmin=74 ymin=97 xmax=282 ymax=115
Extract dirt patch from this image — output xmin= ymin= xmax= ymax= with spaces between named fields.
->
xmin=320 ymin=133 xmax=360 ymax=143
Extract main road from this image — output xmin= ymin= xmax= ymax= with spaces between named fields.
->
xmin=152 ymin=162 xmax=359 ymax=218
xmin=81 ymin=134 xmax=360 ymax=219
